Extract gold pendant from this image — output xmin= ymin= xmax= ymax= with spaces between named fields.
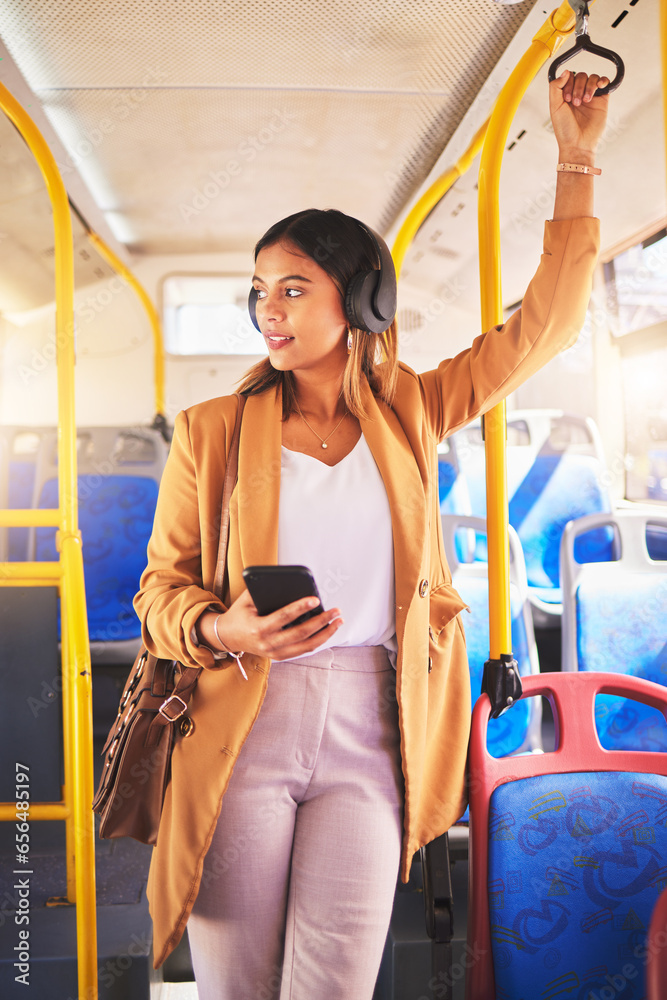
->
xmin=321 ymin=442 xmax=328 ymax=449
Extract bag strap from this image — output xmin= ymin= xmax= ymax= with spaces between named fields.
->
xmin=145 ymin=664 xmax=204 ymax=746
xmin=214 ymin=391 xmax=247 ymax=599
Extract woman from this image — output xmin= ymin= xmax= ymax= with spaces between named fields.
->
xmin=134 ymin=70 xmax=609 ymax=999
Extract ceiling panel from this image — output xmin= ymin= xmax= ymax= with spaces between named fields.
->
xmin=0 ymin=109 xmax=116 ymax=311
xmin=38 ymin=86 xmax=486 ymax=254
xmin=0 ymin=0 xmax=536 ymax=255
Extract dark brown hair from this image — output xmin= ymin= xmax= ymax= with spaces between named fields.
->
xmin=237 ymin=209 xmax=398 ymax=419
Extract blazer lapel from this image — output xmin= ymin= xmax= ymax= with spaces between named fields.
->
xmin=358 ymin=379 xmax=427 ymax=613
xmin=236 ymin=385 xmax=282 ymax=570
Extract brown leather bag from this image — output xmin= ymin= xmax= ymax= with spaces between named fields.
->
xmin=92 ymin=393 xmax=247 ymax=843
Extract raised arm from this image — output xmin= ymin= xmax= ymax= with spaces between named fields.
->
xmin=551 ymin=69 xmax=609 ymax=220
xmin=418 ymin=71 xmax=608 ymax=441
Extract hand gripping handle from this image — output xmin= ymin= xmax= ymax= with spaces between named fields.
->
xmin=548 ymin=33 xmax=625 ymax=97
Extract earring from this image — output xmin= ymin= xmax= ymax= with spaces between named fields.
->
xmin=347 ymin=330 xmax=353 ymax=353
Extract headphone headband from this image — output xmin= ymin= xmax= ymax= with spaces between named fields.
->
xmin=248 ymin=214 xmax=397 ymax=335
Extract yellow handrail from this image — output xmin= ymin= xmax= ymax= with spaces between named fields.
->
xmin=0 ymin=802 xmax=69 ymax=821
xmin=86 ymin=230 xmax=166 ymax=423
xmin=0 ymin=510 xmax=60 ymax=527
xmin=0 ymin=562 xmax=61 ymax=581
xmin=479 ymin=0 xmax=579 ymax=659
xmin=392 ymin=118 xmax=489 ymax=279
xmin=0 ymin=83 xmax=97 ymax=1000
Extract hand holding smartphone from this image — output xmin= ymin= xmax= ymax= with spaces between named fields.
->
xmin=242 ymin=565 xmax=325 ymax=629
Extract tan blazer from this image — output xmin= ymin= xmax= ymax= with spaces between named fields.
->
xmin=134 ymin=217 xmax=599 ymax=967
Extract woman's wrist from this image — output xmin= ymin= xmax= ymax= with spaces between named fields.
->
xmin=557 ymin=146 xmax=597 ymax=167
xmin=195 ymin=610 xmax=227 ymax=652
xmin=212 ymin=614 xmax=233 ymax=653
xmin=194 ymin=610 xmax=247 ymax=679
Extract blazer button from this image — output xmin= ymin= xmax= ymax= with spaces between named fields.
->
xmin=179 ymin=716 xmax=195 ymax=738
xmin=419 ymin=579 xmax=429 ymax=598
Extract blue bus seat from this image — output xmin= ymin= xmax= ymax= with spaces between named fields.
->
xmin=467 ymin=671 xmax=667 ymax=1000
xmin=451 ymin=410 xmax=613 ymax=626
xmin=437 ymin=435 xmax=471 ymax=516
xmin=29 ymin=427 xmax=168 ymax=664
xmin=561 ymin=510 xmax=667 ymax=751
xmin=441 ymin=514 xmax=542 ymax=762
xmin=0 ymin=426 xmax=53 ymax=562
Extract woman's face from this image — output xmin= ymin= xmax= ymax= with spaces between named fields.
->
xmin=252 ymin=240 xmax=348 ymax=378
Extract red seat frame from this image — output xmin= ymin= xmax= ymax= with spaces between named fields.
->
xmin=466 ymin=671 xmax=667 ymax=1000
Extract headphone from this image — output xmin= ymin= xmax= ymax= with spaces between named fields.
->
xmin=248 ymin=218 xmax=397 ymax=336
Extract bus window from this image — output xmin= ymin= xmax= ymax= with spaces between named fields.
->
xmin=604 ymin=230 xmax=667 ymax=504
xmin=604 ymin=229 xmax=667 ymax=338
xmin=162 ymin=274 xmax=268 ymax=356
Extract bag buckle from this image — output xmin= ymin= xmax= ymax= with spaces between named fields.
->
xmin=159 ymin=694 xmax=188 ymax=722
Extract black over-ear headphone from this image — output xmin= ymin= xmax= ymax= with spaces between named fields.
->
xmin=248 ymin=218 xmax=397 ymax=335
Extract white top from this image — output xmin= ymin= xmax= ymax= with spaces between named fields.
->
xmin=278 ymin=434 xmax=397 ymax=662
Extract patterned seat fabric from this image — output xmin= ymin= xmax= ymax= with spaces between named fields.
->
xmin=576 ymin=574 xmax=667 ymax=751
xmin=489 ymin=770 xmax=667 ymax=1000
xmin=509 ymin=454 xmax=614 ymax=596
xmin=458 ymin=576 xmax=533 ymax=758
xmin=36 ymin=475 xmax=158 ymax=640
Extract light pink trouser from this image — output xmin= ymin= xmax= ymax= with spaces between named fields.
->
xmin=187 ymin=645 xmax=404 ymax=1000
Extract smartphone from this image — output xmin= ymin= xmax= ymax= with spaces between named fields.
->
xmin=242 ymin=565 xmax=325 ymax=628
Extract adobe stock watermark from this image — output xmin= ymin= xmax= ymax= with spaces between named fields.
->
xmin=398 ymin=277 xmax=469 ymax=350
xmin=63 ymin=929 xmax=153 ymax=1000
xmin=179 ymin=109 xmax=297 ymax=221
xmin=511 ymin=114 xmax=626 ymax=233
xmin=17 ymin=274 xmax=146 ymax=385
xmin=55 ymin=67 xmax=170 ymax=177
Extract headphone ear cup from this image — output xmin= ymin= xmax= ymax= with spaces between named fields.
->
xmin=344 ymin=272 xmax=369 ymax=331
xmin=345 ymin=270 xmax=386 ymax=334
xmin=247 ymin=287 xmax=260 ymax=331
xmin=344 ymin=222 xmax=397 ymax=334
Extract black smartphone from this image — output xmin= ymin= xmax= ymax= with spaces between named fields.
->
xmin=242 ymin=565 xmax=325 ymax=628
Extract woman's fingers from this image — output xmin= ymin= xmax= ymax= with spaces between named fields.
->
xmin=262 ymin=600 xmax=343 ymax=643
xmin=269 ymin=616 xmax=345 ymax=662
xmin=583 ymin=74 xmax=609 ymax=102
xmin=267 ymin=595 xmax=325 ymax=630
xmin=241 ymin=594 xmax=344 ymax=659
xmin=553 ymin=70 xmax=610 ymax=104
xmin=217 ymin=590 xmax=344 ymax=660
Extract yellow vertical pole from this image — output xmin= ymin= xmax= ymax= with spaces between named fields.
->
xmin=0 ymin=82 xmax=97 ymax=1000
xmin=478 ymin=1 xmax=577 ymax=659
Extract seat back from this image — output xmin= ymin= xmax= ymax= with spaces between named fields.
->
xmin=437 ymin=435 xmax=471 ymax=517
xmin=30 ymin=427 xmax=168 ymax=652
xmin=561 ymin=511 xmax=667 ymax=749
xmin=467 ymin=671 xmax=667 ymax=1000
xmin=0 ymin=426 xmax=53 ymax=561
xmin=441 ymin=514 xmax=541 ymax=759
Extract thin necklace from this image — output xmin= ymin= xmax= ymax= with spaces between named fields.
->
xmin=294 ymin=398 xmax=347 ymax=450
